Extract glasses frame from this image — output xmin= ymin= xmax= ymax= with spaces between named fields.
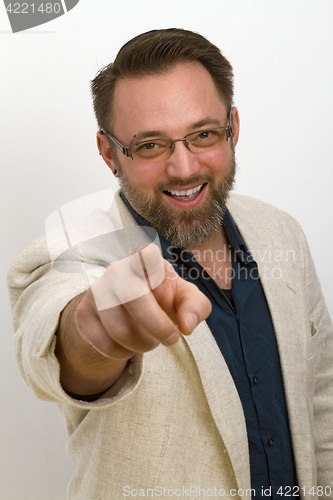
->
xmin=100 ymin=111 xmax=233 ymax=161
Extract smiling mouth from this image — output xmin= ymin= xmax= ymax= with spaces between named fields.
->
xmin=163 ymin=184 xmax=205 ymax=201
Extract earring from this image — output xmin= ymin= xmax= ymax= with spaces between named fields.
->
xmin=114 ymin=169 xmax=117 ymax=176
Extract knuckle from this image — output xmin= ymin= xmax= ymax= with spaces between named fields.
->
xmin=150 ymin=321 xmax=174 ymax=342
xmin=111 ymin=324 xmax=135 ymax=346
xmin=94 ymin=337 xmax=122 ymax=358
xmin=134 ymin=338 xmax=160 ymax=353
xmin=95 ymin=344 xmax=121 ymax=360
xmin=111 ymin=324 xmax=159 ymax=352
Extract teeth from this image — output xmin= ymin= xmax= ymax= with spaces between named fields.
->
xmin=168 ymin=185 xmax=203 ymax=196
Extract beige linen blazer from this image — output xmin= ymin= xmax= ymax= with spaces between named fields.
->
xmin=7 ymin=192 xmax=333 ymax=500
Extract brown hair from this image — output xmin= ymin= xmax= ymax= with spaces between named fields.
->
xmin=91 ymin=28 xmax=234 ymax=134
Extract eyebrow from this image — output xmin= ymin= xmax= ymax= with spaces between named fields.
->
xmin=190 ymin=117 xmax=222 ymax=130
xmin=131 ymin=117 xmax=222 ymax=144
xmin=131 ymin=130 xmax=165 ymax=144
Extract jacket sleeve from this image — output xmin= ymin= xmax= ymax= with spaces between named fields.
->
xmin=7 ymin=219 xmax=144 ymax=409
xmin=7 ymin=232 xmax=90 ymax=403
xmin=298 ymin=221 xmax=333 ymax=491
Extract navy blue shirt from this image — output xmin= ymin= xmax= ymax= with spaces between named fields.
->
xmin=121 ymin=193 xmax=298 ymax=498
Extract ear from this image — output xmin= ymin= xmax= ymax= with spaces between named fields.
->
xmin=96 ymin=131 xmax=118 ymax=176
xmin=230 ymin=106 xmax=240 ymax=148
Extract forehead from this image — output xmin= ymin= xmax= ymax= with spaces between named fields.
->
xmin=112 ymin=62 xmax=227 ymax=138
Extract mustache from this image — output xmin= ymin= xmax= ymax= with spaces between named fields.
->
xmin=154 ymin=173 xmax=215 ymax=193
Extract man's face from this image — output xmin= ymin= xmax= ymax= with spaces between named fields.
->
xmin=101 ymin=62 xmax=239 ymax=248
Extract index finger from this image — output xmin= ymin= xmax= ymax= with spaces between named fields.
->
xmin=151 ymin=260 xmax=212 ymax=336
xmin=174 ymin=276 xmax=212 ymax=335
xmin=121 ymin=289 xmax=181 ymax=347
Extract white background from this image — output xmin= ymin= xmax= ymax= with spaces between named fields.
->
xmin=1 ymin=1 xmax=332 ymax=498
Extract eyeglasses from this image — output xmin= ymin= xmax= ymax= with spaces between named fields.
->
xmin=100 ymin=121 xmax=233 ymax=163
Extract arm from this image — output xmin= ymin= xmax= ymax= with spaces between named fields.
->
xmin=55 ymin=293 xmax=128 ymax=396
xmin=55 ymin=245 xmax=211 ymax=397
xmin=298 ymin=222 xmax=333 ymax=490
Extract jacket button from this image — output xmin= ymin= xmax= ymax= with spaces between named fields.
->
xmin=268 ymin=438 xmax=274 ymax=447
xmin=253 ymin=376 xmax=258 ymax=384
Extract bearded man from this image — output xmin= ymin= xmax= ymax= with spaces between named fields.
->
xmin=7 ymin=29 xmax=333 ymax=500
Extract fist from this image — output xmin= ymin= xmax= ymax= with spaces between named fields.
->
xmin=75 ymin=242 xmax=212 ymax=360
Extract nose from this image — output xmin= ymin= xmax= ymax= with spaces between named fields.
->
xmin=165 ymin=140 xmax=201 ymax=179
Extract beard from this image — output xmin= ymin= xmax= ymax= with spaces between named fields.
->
xmin=116 ymin=153 xmax=236 ymax=248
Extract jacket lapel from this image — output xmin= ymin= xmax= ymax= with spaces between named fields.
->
xmin=229 ymin=200 xmax=315 ymax=490
xmin=183 ymin=323 xmax=252 ymax=493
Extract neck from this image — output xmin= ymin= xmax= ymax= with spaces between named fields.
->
xmin=187 ymin=227 xmax=233 ymax=290
xmin=187 ymin=226 xmax=229 ymax=262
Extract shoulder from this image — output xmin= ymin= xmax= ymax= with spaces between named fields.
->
xmin=226 ymin=192 xmax=305 ymax=250
xmin=227 ymin=192 xmax=294 ymax=221
xmin=227 ymin=192 xmax=300 ymax=228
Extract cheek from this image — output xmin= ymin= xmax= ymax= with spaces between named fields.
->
xmin=128 ymin=163 xmax=166 ymax=189
xmin=198 ymin=149 xmax=229 ymax=172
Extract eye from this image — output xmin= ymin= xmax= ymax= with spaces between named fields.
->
xmin=197 ymin=131 xmax=212 ymax=140
xmin=137 ymin=142 xmax=161 ymax=151
xmin=144 ymin=142 xmax=158 ymax=150
xmin=191 ymin=129 xmax=217 ymax=144
xmin=189 ymin=128 xmax=225 ymax=149
xmin=133 ymin=139 xmax=168 ymax=159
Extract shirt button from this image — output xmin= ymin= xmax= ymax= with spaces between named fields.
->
xmin=268 ymin=438 xmax=274 ymax=447
xmin=253 ymin=376 xmax=258 ymax=384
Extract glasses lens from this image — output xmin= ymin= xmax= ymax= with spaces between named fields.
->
xmin=187 ymin=128 xmax=227 ymax=151
xmin=132 ymin=139 xmax=171 ymax=161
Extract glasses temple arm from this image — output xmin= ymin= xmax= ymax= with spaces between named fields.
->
xmin=100 ymin=130 xmax=132 ymax=158
xmin=227 ymin=109 xmax=233 ymax=139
